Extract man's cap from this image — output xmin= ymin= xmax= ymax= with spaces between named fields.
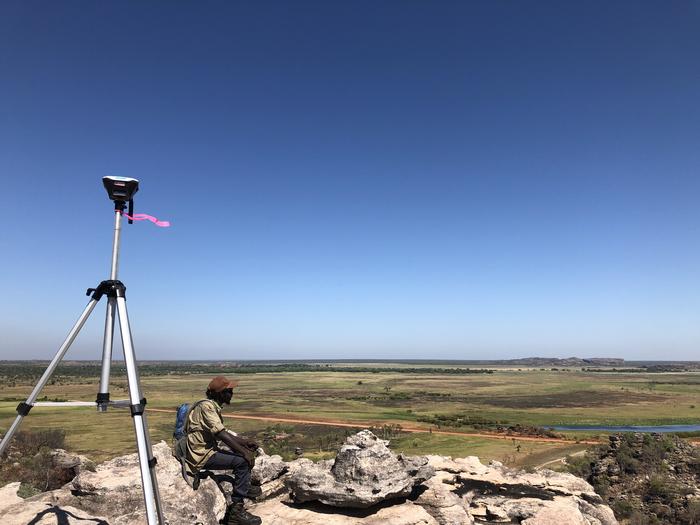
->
xmin=208 ymin=376 xmax=239 ymax=392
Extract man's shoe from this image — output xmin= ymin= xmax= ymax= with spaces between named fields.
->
xmin=223 ymin=502 xmax=262 ymax=525
xmin=246 ymin=485 xmax=262 ymax=499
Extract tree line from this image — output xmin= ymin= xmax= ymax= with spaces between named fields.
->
xmin=0 ymin=362 xmax=495 ymax=382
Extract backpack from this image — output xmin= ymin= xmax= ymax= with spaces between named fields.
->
xmin=173 ymin=399 xmax=211 ymax=441
xmin=172 ymin=399 xmax=209 ymax=488
xmin=173 ymin=403 xmax=191 ymax=440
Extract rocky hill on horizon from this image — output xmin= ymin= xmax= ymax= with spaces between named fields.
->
xmin=488 ymin=357 xmax=625 ymax=367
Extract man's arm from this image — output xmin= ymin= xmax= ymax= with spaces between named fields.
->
xmin=216 ymin=430 xmax=256 ymax=468
xmin=198 ymin=401 xmax=257 ymax=466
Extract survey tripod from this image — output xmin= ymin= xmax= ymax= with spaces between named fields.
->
xmin=0 ymin=177 xmax=166 ymax=525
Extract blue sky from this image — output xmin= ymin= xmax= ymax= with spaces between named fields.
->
xmin=1 ymin=1 xmax=699 ymax=360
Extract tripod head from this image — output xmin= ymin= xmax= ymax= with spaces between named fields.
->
xmin=103 ymin=176 xmax=139 ymax=201
xmin=103 ymin=176 xmax=139 ymax=223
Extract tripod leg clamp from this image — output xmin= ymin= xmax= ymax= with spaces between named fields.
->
xmin=96 ymin=393 xmax=110 ymax=404
xmin=16 ymin=402 xmax=33 ymax=416
xmin=148 ymin=457 xmax=158 ymax=468
xmin=130 ymin=398 xmax=147 ymax=416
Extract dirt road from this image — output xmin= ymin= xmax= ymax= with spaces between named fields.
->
xmin=149 ymin=408 xmax=601 ymax=445
xmin=536 ymin=448 xmax=588 ymax=469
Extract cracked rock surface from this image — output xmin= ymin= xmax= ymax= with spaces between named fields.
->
xmin=286 ymin=429 xmax=434 ymax=508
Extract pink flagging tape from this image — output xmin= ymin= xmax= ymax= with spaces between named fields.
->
xmin=120 ymin=211 xmax=171 ymax=227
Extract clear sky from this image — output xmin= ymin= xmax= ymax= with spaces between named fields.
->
xmin=1 ymin=1 xmax=699 ymax=361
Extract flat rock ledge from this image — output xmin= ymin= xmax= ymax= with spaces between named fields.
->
xmin=0 ymin=431 xmax=618 ymax=525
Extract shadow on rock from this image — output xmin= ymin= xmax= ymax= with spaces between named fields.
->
xmin=27 ymin=504 xmax=108 ymax=525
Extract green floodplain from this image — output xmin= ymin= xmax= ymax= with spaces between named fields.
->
xmin=1 ymin=361 xmax=698 ymax=469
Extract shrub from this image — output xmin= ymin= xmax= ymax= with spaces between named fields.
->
xmin=681 ymin=499 xmax=700 ymax=525
xmin=17 ymin=483 xmax=41 ymax=499
xmin=612 ymin=499 xmax=636 ymax=519
xmin=646 ymin=475 xmax=673 ymax=499
xmin=14 ymin=429 xmax=65 ymax=455
xmin=630 ymin=510 xmax=659 ymax=525
xmin=616 ymin=449 xmax=642 ymax=474
xmin=689 ymin=448 xmax=700 ymax=475
xmin=565 ymin=453 xmax=593 ymax=479
xmin=592 ymin=478 xmax=610 ymax=497
xmin=0 ymin=429 xmax=73 ymax=495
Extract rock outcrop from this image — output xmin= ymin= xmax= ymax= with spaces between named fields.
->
xmin=0 ymin=431 xmax=618 ymax=525
xmin=417 ymin=456 xmax=616 ymax=525
xmin=286 ymin=429 xmax=434 ymax=508
xmin=585 ymin=433 xmax=700 ymax=524
xmin=0 ymin=441 xmax=226 ymax=525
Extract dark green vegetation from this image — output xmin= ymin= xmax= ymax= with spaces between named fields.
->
xmin=566 ymin=433 xmax=700 ymax=524
xmin=415 ymin=412 xmax=563 ymax=439
xmin=0 ymin=429 xmax=94 ymax=497
xmin=0 ymin=362 xmax=493 ymax=384
xmin=258 ymin=423 xmax=404 ymax=461
xmin=415 ymin=413 xmax=507 ymax=429
xmin=584 ymin=365 xmax=700 ymax=373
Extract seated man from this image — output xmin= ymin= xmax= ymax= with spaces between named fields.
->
xmin=185 ymin=376 xmax=262 ymax=525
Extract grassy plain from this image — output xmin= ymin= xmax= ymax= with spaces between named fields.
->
xmin=1 ymin=364 xmax=698 ymax=467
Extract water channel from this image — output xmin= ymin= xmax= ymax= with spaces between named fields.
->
xmin=552 ymin=424 xmax=700 ymax=433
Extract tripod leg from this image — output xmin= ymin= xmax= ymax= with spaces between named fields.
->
xmin=139 ymin=409 xmax=165 ymax=519
xmin=115 ymin=296 xmax=165 ymax=525
xmin=0 ymin=299 xmax=100 ymax=456
xmin=97 ymin=297 xmax=117 ymax=411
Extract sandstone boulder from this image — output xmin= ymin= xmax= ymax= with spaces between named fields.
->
xmin=253 ymin=494 xmax=438 ymax=525
xmin=286 ymin=429 xmax=434 ymax=508
xmin=414 ymin=471 xmax=474 ymax=524
xmin=2 ymin=441 xmax=227 ymax=525
xmin=424 ymin=455 xmax=617 ymax=525
xmin=252 ymin=452 xmax=288 ymax=485
xmin=50 ymin=448 xmax=93 ymax=472
xmin=0 ymin=482 xmax=23 ymax=508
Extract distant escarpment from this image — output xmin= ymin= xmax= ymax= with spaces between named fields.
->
xmin=492 ymin=357 xmax=625 ymax=367
xmin=0 ymin=430 xmax=618 ymax=524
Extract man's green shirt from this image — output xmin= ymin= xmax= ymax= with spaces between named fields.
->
xmin=185 ymin=398 xmax=225 ymax=468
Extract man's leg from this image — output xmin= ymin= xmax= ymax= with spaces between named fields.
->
xmin=203 ymin=451 xmax=252 ymax=502
xmin=203 ymin=451 xmax=261 ymax=525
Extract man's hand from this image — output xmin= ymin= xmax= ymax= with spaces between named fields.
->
xmin=216 ymin=431 xmax=256 ymax=468
xmin=242 ymin=438 xmax=259 ymax=450
xmin=242 ymin=448 xmax=256 ymax=469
